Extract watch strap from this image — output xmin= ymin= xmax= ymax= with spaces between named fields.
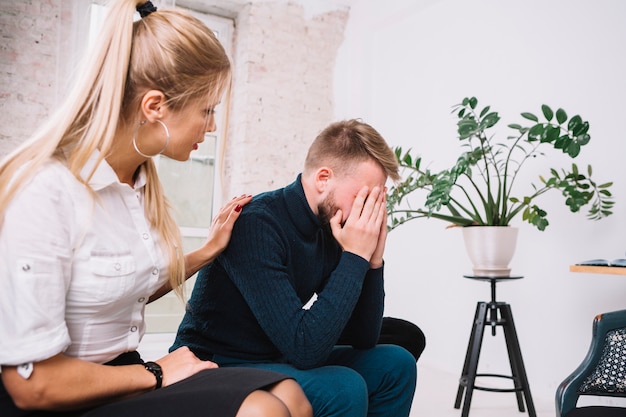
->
xmin=143 ymin=361 xmax=163 ymax=389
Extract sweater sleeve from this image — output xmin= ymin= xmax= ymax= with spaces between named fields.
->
xmin=221 ymin=210 xmax=372 ymax=369
xmin=337 ymin=266 xmax=385 ymax=348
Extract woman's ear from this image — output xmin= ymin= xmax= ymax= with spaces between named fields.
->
xmin=140 ymin=90 xmax=166 ymax=122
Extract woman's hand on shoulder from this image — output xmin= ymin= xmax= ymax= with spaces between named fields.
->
xmin=183 ymin=194 xmax=252 ymax=278
xmin=206 ymin=194 xmax=252 ymax=254
xmin=156 ymin=346 xmax=218 ymax=387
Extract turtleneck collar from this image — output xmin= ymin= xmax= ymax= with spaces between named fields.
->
xmin=282 ymin=174 xmax=324 ymax=237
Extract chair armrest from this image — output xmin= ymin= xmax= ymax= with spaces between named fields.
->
xmin=556 ymin=309 xmax=626 ymax=416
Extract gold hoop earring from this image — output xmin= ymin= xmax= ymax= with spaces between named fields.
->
xmin=132 ymin=119 xmax=170 ymax=158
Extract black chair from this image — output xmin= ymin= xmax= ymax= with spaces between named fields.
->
xmin=556 ymin=309 xmax=626 ymax=417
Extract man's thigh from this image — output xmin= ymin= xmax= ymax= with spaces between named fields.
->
xmin=327 ymin=345 xmax=418 ymax=396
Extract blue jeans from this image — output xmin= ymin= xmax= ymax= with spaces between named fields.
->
xmin=214 ymin=344 xmax=417 ymax=417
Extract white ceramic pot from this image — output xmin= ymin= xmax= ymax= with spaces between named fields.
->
xmin=462 ymin=226 xmax=519 ymax=277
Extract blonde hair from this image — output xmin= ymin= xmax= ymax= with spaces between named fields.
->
xmin=303 ymin=119 xmax=400 ymax=182
xmin=0 ymin=0 xmax=231 ymax=297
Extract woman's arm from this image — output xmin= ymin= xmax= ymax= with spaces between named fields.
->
xmin=1 ymin=347 xmax=216 ymax=411
xmin=149 ymin=195 xmax=252 ymax=302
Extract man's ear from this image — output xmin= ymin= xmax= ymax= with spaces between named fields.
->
xmin=140 ymin=90 xmax=166 ymax=122
xmin=314 ymin=167 xmax=333 ymax=193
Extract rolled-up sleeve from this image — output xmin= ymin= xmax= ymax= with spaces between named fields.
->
xmin=0 ymin=163 xmax=73 ymax=365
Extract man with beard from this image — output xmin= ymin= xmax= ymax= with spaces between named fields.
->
xmin=171 ymin=119 xmax=418 ymax=417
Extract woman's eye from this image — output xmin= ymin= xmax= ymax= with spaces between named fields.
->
xmin=207 ymin=108 xmax=216 ymax=115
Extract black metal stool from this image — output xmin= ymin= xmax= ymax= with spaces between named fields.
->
xmin=454 ymin=275 xmax=536 ymax=417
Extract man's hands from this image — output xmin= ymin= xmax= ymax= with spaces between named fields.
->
xmin=329 ymin=186 xmax=387 ymax=268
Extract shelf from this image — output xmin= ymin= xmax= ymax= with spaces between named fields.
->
xmin=569 ymin=265 xmax=626 ymax=276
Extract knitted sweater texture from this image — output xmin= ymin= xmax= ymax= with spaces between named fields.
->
xmin=172 ymin=175 xmax=384 ymax=369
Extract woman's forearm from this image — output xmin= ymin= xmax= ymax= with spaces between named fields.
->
xmin=1 ymin=354 xmax=154 ymax=411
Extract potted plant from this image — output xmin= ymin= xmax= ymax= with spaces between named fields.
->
xmin=386 ymin=96 xmax=614 ymax=276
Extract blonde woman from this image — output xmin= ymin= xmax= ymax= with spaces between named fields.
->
xmin=0 ymin=1 xmax=311 ymax=417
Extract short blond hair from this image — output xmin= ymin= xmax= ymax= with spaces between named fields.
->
xmin=304 ymin=119 xmax=400 ymax=182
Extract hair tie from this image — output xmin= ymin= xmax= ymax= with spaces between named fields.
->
xmin=137 ymin=1 xmax=157 ymax=18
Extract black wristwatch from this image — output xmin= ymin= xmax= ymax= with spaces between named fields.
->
xmin=143 ymin=361 xmax=163 ymax=389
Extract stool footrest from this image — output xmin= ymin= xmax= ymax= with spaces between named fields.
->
xmin=459 ymin=374 xmax=524 ymax=393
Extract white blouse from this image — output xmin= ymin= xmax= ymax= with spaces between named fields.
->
xmin=0 ymin=152 xmax=169 ymax=365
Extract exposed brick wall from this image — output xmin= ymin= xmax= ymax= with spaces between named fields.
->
xmin=0 ymin=1 xmax=349 ymax=200
xmin=223 ymin=2 xmax=348 ymax=197
xmin=0 ymin=0 xmax=64 ymax=155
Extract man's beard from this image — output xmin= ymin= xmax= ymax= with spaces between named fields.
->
xmin=317 ymin=191 xmax=338 ymax=226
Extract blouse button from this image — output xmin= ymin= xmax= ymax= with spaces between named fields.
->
xmin=152 ymin=268 xmax=159 ymax=276
xmin=21 ymin=264 xmax=31 ymax=272
xmin=114 ymin=263 xmax=121 ymax=271
xmin=142 ymin=233 xmax=149 ymax=240
xmin=138 ymin=297 xmax=146 ymax=303
xmin=130 ymin=326 xmax=138 ymax=332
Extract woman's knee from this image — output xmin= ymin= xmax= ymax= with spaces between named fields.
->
xmin=236 ymin=389 xmax=290 ymax=417
xmin=268 ymin=379 xmax=312 ymax=417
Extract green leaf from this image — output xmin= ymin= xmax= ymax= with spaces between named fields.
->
xmin=542 ymin=105 xmax=554 ymax=121
xmin=528 ymin=123 xmax=544 ymax=141
xmin=480 ymin=112 xmax=500 ymax=129
xmin=458 ymin=119 xmax=479 ymax=138
xmin=521 ymin=112 xmax=539 ymax=122
xmin=567 ymin=142 xmax=581 ymax=158
xmin=559 ymin=136 xmax=573 ymax=151
xmin=576 ymin=133 xmax=590 ymax=146
xmin=479 ymin=105 xmax=491 ymax=118
xmin=568 ymin=115 xmax=583 ymax=131
xmin=543 ymin=125 xmax=560 ymax=143
xmin=556 ymin=108 xmax=567 ymax=124
xmin=573 ymin=121 xmax=589 ymax=137
xmin=469 ymin=97 xmax=478 ymax=109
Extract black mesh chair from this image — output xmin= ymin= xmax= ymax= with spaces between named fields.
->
xmin=556 ymin=309 xmax=626 ymax=417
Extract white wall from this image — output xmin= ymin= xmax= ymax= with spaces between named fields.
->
xmin=335 ymin=0 xmax=626 ymax=409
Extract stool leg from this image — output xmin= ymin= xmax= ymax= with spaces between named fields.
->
xmin=500 ymin=303 xmax=536 ymax=417
xmin=455 ymin=302 xmax=488 ymax=417
xmin=455 ymin=302 xmax=482 ymax=408
xmin=498 ymin=303 xmax=526 ymax=412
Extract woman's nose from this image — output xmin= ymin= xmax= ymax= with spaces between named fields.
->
xmin=206 ymin=114 xmax=217 ymax=133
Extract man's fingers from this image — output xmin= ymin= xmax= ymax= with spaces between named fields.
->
xmin=347 ymin=186 xmax=369 ymax=221
xmin=329 ymin=209 xmax=343 ymax=241
xmin=360 ymin=186 xmax=382 ymax=221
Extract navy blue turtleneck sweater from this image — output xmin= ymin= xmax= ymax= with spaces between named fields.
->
xmin=171 ymin=175 xmax=384 ymax=369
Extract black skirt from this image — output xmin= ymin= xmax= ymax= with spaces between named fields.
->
xmin=0 ymin=353 xmax=289 ymax=417
xmin=83 ymin=367 xmax=290 ymax=417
